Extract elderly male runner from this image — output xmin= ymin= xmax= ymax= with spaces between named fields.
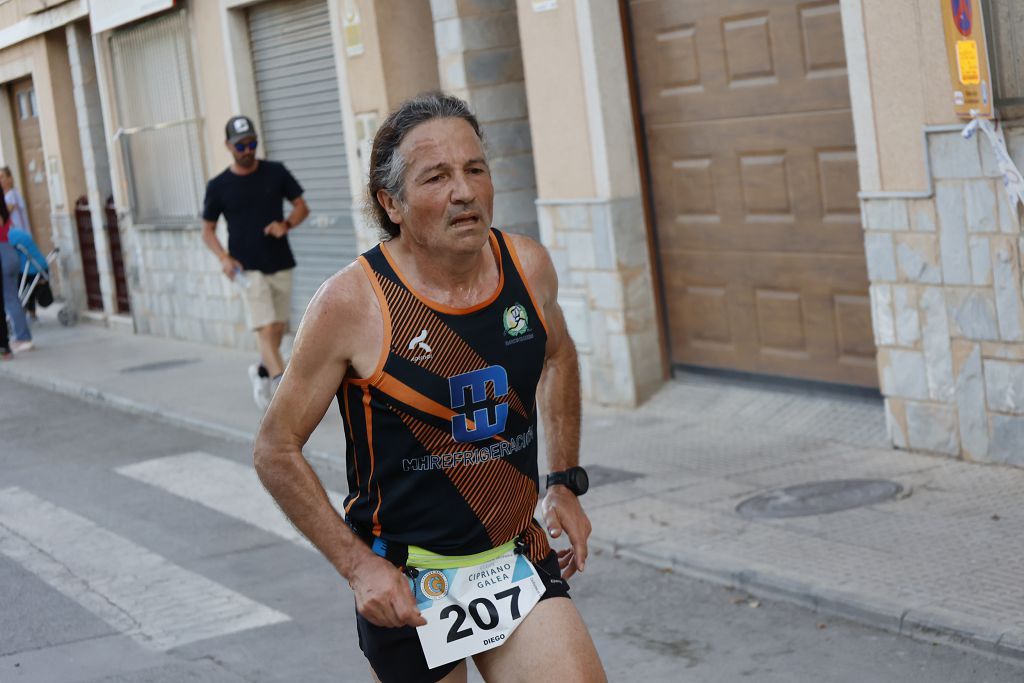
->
xmin=254 ymin=92 xmax=606 ymax=682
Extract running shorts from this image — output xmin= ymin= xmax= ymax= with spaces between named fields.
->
xmin=355 ymin=550 xmax=570 ymax=683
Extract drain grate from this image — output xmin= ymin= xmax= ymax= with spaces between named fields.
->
xmin=736 ymin=479 xmax=903 ymax=519
xmin=120 ymin=358 xmax=201 ymax=374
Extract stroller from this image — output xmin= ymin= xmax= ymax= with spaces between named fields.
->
xmin=15 ymin=245 xmax=77 ymax=327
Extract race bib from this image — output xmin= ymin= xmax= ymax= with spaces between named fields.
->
xmin=410 ymin=550 xmax=545 ymax=669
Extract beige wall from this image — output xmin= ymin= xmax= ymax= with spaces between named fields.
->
xmin=0 ymin=1 xmax=27 ymax=31
xmin=376 ymin=0 xmax=438 ymax=109
xmin=340 ymin=0 xmax=439 ymax=116
xmin=333 ymin=0 xmax=438 ymax=248
xmin=0 ymin=39 xmax=32 ymax=182
xmin=194 ymin=0 xmax=234 ymax=174
xmin=40 ymin=29 xmax=84 ymax=211
xmin=0 ymin=33 xmax=83 ymax=212
xmin=340 ymin=0 xmax=386 ymax=116
xmin=914 ymin=0 xmax=960 ymax=126
xmin=860 ymin=0 xmax=968 ymax=192
xmin=515 ymin=0 xmax=594 ymax=199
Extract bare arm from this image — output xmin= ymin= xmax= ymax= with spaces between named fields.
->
xmin=201 ymin=219 xmax=240 ymax=278
xmin=254 ymin=266 xmax=425 ymax=628
xmin=264 ymin=196 xmax=310 ymax=238
xmin=538 ymin=295 xmax=582 ymax=474
xmin=509 ymin=235 xmax=590 ymax=579
xmin=287 ymin=196 xmax=309 ymax=228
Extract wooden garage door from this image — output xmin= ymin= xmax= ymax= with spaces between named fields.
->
xmin=628 ymin=0 xmax=877 ymax=387
xmin=10 ymin=78 xmax=53 ymax=258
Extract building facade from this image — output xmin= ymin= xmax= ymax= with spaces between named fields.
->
xmin=848 ymin=0 xmax=1024 ymax=464
xmin=2 ymin=0 xmax=1021 ymax=464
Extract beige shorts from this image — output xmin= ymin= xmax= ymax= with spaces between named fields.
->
xmin=241 ymin=268 xmax=293 ymax=330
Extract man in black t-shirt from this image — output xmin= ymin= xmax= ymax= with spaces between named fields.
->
xmin=201 ymin=115 xmax=309 ymax=410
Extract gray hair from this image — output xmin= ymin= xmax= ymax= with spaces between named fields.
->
xmin=367 ymin=91 xmax=483 ymax=239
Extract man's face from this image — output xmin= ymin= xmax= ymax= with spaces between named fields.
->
xmin=382 ymin=118 xmax=494 ymax=254
xmin=228 ymin=136 xmax=258 ymax=169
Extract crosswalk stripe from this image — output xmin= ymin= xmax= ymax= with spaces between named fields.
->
xmin=116 ymin=451 xmax=348 ymax=551
xmin=0 ymin=487 xmax=290 ymax=651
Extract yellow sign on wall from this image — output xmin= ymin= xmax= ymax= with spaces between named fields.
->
xmin=942 ymin=0 xmax=993 ymax=118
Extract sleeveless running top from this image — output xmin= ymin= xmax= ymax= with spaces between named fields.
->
xmin=340 ymin=229 xmax=551 ymax=562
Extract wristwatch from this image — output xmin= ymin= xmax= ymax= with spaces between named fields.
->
xmin=546 ymin=466 xmax=589 ymax=496
xmin=283 ymin=218 xmax=293 ymax=230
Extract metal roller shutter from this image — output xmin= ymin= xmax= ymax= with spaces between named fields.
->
xmin=248 ymin=0 xmax=356 ymax=327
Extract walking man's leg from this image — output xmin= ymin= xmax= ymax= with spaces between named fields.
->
xmin=261 ymin=268 xmax=293 ymax=394
xmin=241 ymin=272 xmax=283 ymax=409
xmin=256 ymin=321 xmax=286 ymax=378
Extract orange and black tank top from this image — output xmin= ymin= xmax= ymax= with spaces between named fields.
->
xmin=340 ymin=229 xmax=551 ymax=562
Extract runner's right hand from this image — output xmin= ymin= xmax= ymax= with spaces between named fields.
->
xmin=348 ymin=553 xmax=426 ymax=628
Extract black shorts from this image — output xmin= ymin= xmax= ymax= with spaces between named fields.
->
xmin=355 ymin=550 xmax=570 ymax=683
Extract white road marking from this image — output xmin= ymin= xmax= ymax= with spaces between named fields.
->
xmin=0 ymin=487 xmax=290 ymax=651
xmin=116 ymin=451 xmax=348 ymax=551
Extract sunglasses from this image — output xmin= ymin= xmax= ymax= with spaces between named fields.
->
xmin=234 ymin=140 xmax=258 ymax=152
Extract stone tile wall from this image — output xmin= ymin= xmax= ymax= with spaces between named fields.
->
xmin=867 ymin=127 xmax=1024 ymax=465
xmin=538 ymin=197 xmax=662 ymax=406
xmin=129 ymin=226 xmax=253 ymax=350
xmin=50 ymin=212 xmax=86 ymax=312
xmin=430 ymin=0 xmax=539 ymax=240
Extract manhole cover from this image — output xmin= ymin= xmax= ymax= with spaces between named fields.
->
xmin=736 ymin=479 xmax=903 ymax=519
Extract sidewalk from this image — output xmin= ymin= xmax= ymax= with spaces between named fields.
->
xmin=0 ymin=312 xmax=344 ymax=464
xmin=5 ymin=315 xmax=1024 ymax=663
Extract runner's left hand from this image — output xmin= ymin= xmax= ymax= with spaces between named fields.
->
xmin=264 ymin=221 xmax=289 ymax=238
xmin=541 ymin=485 xmax=591 ymax=579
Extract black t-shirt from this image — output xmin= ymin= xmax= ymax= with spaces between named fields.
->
xmin=202 ymin=160 xmax=303 ymax=273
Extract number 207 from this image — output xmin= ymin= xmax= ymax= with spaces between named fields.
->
xmin=441 ymin=586 xmax=522 ymax=643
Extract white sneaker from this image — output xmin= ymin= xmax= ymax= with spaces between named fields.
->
xmin=247 ymin=363 xmax=271 ymax=410
xmin=11 ymin=340 xmax=33 ymax=353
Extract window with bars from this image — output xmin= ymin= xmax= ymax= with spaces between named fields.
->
xmin=109 ymin=9 xmax=205 ymax=225
xmin=983 ymin=0 xmax=1024 ymax=113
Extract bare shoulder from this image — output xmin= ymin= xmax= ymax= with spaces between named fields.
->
xmin=293 ymin=257 xmax=379 ymax=369
xmin=303 ymin=260 xmax=372 ymax=325
xmin=505 ymin=232 xmax=557 ymax=303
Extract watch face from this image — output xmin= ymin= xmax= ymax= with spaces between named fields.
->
xmin=570 ymin=467 xmax=589 ymax=495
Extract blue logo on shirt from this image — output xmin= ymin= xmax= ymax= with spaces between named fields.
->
xmin=449 ymin=366 xmax=509 ymax=442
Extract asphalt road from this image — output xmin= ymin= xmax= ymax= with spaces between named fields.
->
xmin=1 ymin=381 xmax=1021 ymax=682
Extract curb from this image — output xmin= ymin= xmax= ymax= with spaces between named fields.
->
xmin=591 ymin=536 xmax=1024 ymax=664
xmin=0 ymin=364 xmax=341 ymax=473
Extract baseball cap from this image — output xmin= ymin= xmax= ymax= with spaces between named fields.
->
xmin=225 ymin=115 xmax=257 ymax=144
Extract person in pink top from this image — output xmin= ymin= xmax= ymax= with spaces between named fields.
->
xmin=0 ymin=200 xmax=14 ymax=359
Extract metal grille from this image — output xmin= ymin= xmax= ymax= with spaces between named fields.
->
xmin=248 ymin=0 xmax=357 ymax=326
xmin=984 ymin=0 xmax=1024 ymax=107
xmin=109 ymin=10 xmax=205 ymax=225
